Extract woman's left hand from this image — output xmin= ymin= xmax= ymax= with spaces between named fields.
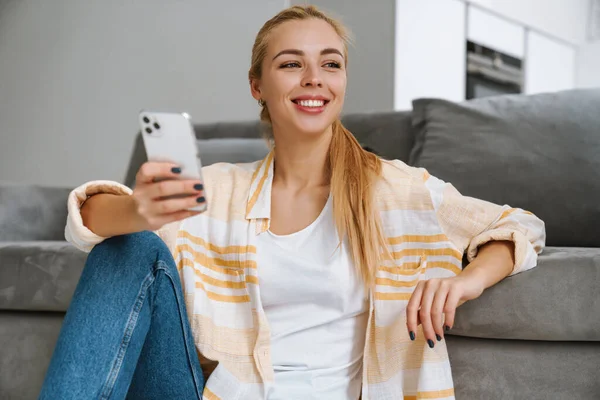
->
xmin=406 ymin=275 xmax=486 ymax=347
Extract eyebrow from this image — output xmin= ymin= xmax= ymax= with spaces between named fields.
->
xmin=272 ymin=48 xmax=344 ymax=61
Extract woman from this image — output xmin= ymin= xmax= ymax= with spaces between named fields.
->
xmin=40 ymin=5 xmax=545 ymax=400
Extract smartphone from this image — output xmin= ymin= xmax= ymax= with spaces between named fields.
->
xmin=139 ymin=110 xmax=207 ymax=212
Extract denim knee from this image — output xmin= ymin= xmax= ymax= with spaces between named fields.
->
xmin=87 ymin=230 xmax=176 ymax=278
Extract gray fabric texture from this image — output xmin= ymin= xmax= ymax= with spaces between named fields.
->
xmin=0 ymin=311 xmax=64 ymax=400
xmin=447 ymin=335 xmax=600 ymax=399
xmin=341 ymin=111 xmax=414 ymax=161
xmin=0 ymin=184 xmax=70 ymax=241
xmin=0 ymin=242 xmax=86 ymax=312
xmin=409 ymin=88 xmax=600 ymax=247
xmin=452 ymin=247 xmax=600 ymax=341
xmin=197 ymin=138 xmax=270 ymax=167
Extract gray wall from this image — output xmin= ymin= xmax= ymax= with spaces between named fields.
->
xmin=299 ymin=0 xmax=396 ymax=115
xmin=0 ymin=0 xmax=287 ymax=187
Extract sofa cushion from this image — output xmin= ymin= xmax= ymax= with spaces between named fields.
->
xmin=193 ymin=120 xmax=264 ymax=140
xmin=0 ymin=242 xmax=86 ymax=312
xmin=0 ymin=184 xmax=71 ymax=241
xmin=197 ymin=138 xmax=270 ymax=166
xmin=447 ymin=336 xmax=600 ymax=399
xmin=341 ymin=111 xmax=414 ymax=162
xmin=409 ymin=89 xmax=600 ymax=247
xmin=451 ymin=247 xmax=600 ymax=341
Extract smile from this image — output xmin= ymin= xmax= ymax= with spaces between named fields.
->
xmin=291 ymin=98 xmax=330 ymax=113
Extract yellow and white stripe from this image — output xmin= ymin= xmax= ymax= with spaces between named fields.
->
xmin=65 ymin=153 xmax=546 ymax=400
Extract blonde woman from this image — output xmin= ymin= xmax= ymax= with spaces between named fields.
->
xmin=40 ymin=5 xmax=545 ymax=400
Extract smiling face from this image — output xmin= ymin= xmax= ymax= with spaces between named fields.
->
xmin=250 ymin=18 xmax=347 ymax=139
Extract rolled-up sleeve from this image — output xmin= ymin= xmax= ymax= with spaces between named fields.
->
xmin=65 ymin=180 xmax=132 ymax=253
xmin=423 ymin=170 xmax=546 ymax=276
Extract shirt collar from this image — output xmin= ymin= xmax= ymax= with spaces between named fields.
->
xmin=245 ymin=150 xmax=274 ymax=221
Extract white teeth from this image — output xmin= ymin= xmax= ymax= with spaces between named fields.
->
xmin=298 ymin=99 xmax=325 ymax=107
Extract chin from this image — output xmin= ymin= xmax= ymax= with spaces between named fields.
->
xmin=292 ymin=118 xmax=336 ymax=137
xmin=291 ymin=108 xmax=340 ymax=137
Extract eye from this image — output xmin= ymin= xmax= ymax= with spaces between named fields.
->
xmin=324 ymin=61 xmax=342 ymax=69
xmin=280 ymin=62 xmax=301 ymax=69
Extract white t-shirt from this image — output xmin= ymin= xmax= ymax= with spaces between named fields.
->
xmin=257 ymin=196 xmax=368 ymax=400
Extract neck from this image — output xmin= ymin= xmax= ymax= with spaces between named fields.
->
xmin=271 ymin=124 xmax=333 ymax=190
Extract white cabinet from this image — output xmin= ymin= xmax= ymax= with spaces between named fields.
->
xmin=525 ymin=31 xmax=576 ymax=95
xmin=394 ymin=0 xmax=466 ymax=110
xmin=467 ymin=7 xmax=525 ymax=59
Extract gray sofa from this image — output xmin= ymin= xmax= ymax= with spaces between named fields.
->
xmin=2 ymin=88 xmax=599 ymax=399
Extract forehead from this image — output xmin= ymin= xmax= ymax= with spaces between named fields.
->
xmin=266 ymin=18 xmax=345 ymax=57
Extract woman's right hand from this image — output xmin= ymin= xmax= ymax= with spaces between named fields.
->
xmin=132 ymin=162 xmax=206 ymax=231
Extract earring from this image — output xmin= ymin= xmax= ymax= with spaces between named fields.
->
xmin=258 ymin=99 xmax=266 ymax=107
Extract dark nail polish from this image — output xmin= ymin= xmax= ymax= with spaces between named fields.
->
xmin=436 ymin=334 xmax=442 ymax=341
xmin=428 ymin=339 xmax=435 ymax=348
xmin=197 ymin=196 xmax=205 ymax=203
xmin=171 ymin=167 xmax=181 ymax=174
xmin=194 ymin=184 xmax=203 ymax=190
xmin=409 ymin=331 xmax=415 ymax=341
xmin=445 ymin=325 xmax=451 ymax=332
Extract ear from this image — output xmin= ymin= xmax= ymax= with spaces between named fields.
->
xmin=250 ymin=78 xmax=262 ymax=101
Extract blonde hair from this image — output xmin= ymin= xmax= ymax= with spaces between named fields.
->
xmin=249 ymin=5 xmax=388 ymax=287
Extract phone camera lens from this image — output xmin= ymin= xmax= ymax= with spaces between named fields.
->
xmin=145 ymin=127 xmax=152 ymax=134
xmin=143 ymin=116 xmax=150 ymax=124
xmin=153 ymin=123 xmax=161 ymax=130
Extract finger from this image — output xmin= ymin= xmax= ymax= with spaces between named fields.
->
xmin=407 ymin=281 xmax=425 ymax=341
xmin=137 ymin=162 xmax=182 ymax=184
xmin=146 ymin=179 xmax=204 ymax=200
xmin=419 ymin=279 xmax=439 ymax=349
xmin=431 ymin=282 xmax=451 ymax=341
xmin=151 ymin=193 xmax=207 ymax=216
xmin=444 ymin=288 xmax=462 ymax=331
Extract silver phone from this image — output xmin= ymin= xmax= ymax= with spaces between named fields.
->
xmin=139 ymin=110 xmax=207 ymax=212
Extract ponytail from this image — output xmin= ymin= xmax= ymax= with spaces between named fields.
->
xmin=329 ymin=120 xmax=388 ymax=287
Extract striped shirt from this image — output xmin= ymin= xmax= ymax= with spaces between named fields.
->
xmin=66 ymin=152 xmax=546 ymax=399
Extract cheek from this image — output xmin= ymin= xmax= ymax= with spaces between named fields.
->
xmin=264 ymin=73 xmax=297 ymax=100
xmin=329 ymin=75 xmax=347 ymax=100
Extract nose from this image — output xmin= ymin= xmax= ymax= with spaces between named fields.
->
xmin=301 ymin=66 xmax=323 ymax=88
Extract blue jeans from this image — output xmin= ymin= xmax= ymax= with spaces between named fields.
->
xmin=39 ymin=231 xmax=205 ymax=399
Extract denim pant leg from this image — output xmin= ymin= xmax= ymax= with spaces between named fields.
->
xmin=39 ymin=231 xmax=205 ymax=400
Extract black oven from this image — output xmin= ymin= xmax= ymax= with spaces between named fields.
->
xmin=466 ymin=41 xmax=523 ymax=99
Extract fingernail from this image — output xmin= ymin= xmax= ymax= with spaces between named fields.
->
xmin=445 ymin=325 xmax=451 ymax=332
xmin=197 ymin=196 xmax=205 ymax=203
xmin=436 ymin=334 xmax=442 ymax=341
xmin=409 ymin=331 xmax=415 ymax=341
xmin=194 ymin=183 xmax=203 ymax=190
xmin=171 ymin=167 xmax=181 ymax=174
xmin=427 ymin=339 xmax=435 ymax=349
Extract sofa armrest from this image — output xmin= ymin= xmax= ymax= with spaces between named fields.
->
xmin=0 ymin=184 xmax=71 ymax=241
xmin=0 ymin=241 xmax=86 ymax=312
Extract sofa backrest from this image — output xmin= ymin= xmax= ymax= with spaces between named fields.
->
xmin=123 ymin=110 xmax=415 ymax=187
xmin=409 ymin=88 xmax=600 ymax=247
